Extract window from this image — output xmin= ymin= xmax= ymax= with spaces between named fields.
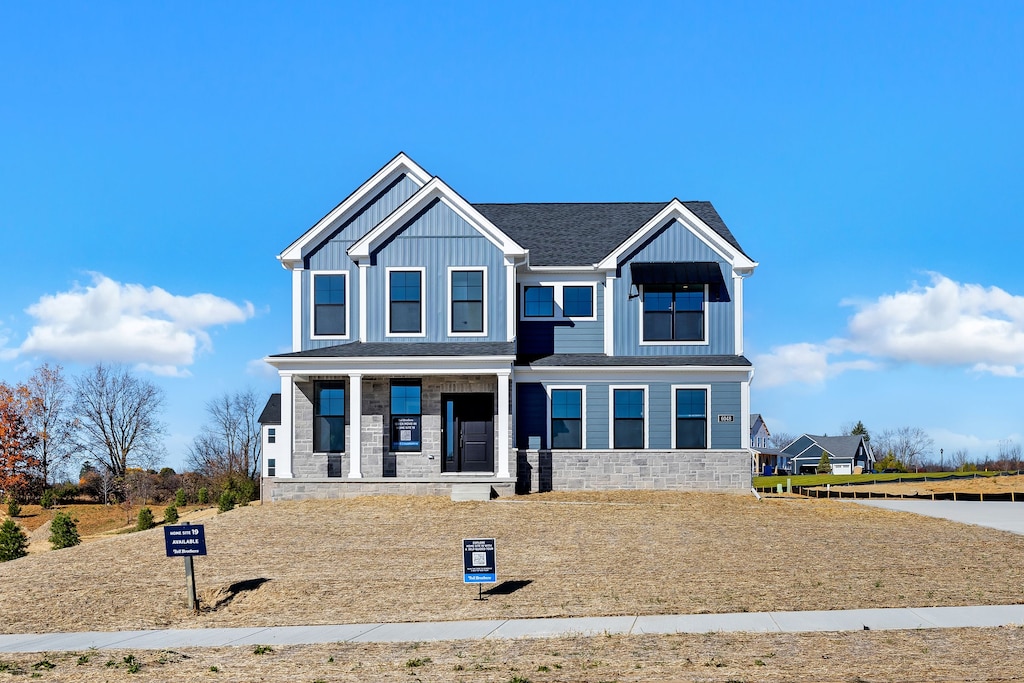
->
xmin=267 ymin=427 xmax=276 ymax=444
xmin=675 ymin=388 xmax=707 ymax=449
xmin=388 ymin=269 xmax=423 ymax=334
xmin=562 ymin=286 xmax=593 ymax=318
xmin=390 ymin=380 xmax=422 ymax=452
xmin=524 ymin=286 xmax=554 ymax=317
xmin=643 ymin=284 xmax=704 ymax=341
xmin=314 ymin=382 xmax=345 ymax=452
xmin=612 ymin=388 xmax=645 ymax=449
xmin=267 ymin=458 xmax=276 ymax=477
xmin=450 ymin=269 xmax=484 ymax=333
xmin=550 ymin=389 xmax=582 ymax=449
xmin=313 ymin=273 xmax=347 ymax=336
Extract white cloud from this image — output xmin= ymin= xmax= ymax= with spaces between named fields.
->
xmin=246 ymin=357 xmax=279 ymax=378
xmin=758 ymin=273 xmax=1024 ymax=388
xmin=13 ymin=274 xmax=254 ymax=374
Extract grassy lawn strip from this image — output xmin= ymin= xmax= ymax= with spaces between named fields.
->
xmin=754 ymin=470 xmax=1000 ymax=488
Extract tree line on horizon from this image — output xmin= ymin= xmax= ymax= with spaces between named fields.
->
xmin=0 ymin=362 xmax=262 ymax=507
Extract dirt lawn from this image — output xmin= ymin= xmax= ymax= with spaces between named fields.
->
xmin=834 ymin=473 xmax=1024 ymax=497
xmin=1 ymin=491 xmax=1023 ymax=682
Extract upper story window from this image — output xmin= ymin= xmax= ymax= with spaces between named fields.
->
xmin=450 ymin=268 xmax=485 ymax=334
xmin=390 ymin=379 xmax=422 ymax=452
xmin=642 ymin=284 xmax=705 ymax=342
xmin=267 ymin=427 xmax=276 ymax=444
xmin=313 ymin=273 xmax=348 ymax=337
xmin=550 ymin=388 xmax=583 ymax=449
xmin=612 ymin=387 xmax=645 ymax=449
xmin=674 ymin=388 xmax=708 ymax=449
xmin=524 ymin=286 xmax=554 ymax=317
xmin=562 ymin=286 xmax=593 ymax=317
xmin=387 ymin=268 xmax=424 ymax=335
xmin=314 ymin=382 xmax=345 ymax=453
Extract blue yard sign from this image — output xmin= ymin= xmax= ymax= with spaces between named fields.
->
xmin=164 ymin=523 xmax=207 ymax=557
xmin=463 ymin=538 xmax=497 ymax=584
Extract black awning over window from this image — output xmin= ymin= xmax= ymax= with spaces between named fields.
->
xmin=629 ymin=262 xmax=730 ymax=302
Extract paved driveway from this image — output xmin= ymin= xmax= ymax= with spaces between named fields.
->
xmin=853 ymin=499 xmax=1024 ymax=535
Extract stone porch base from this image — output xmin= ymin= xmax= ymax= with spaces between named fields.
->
xmin=263 ymin=476 xmax=517 ymax=502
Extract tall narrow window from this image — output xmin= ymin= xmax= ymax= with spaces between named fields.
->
xmin=390 ymin=380 xmax=422 ymax=452
xmin=675 ymin=389 xmax=707 ymax=449
xmin=313 ymin=273 xmax=347 ymax=336
xmin=524 ymin=286 xmax=554 ymax=317
xmin=314 ymin=382 xmax=345 ymax=452
xmin=451 ymin=270 xmax=484 ymax=333
xmin=643 ymin=285 xmax=704 ymax=341
xmin=562 ymin=286 xmax=593 ymax=318
xmin=389 ymin=270 xmax=422 ymax=334
xmin=551 ymin=389 xmax=582 ymax=449
xmin=613 ymin=388 xmax=644 ymax=449
xmin=267 ymin=427 xmax=276 ymax=444
xmin=267 ymin=458 xmax=276 ymax=477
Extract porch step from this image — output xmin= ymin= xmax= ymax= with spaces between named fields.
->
xmin=451 ymin=483 xmax=494 ymax=502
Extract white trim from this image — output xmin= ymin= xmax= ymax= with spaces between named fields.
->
xmin=347 ymin=177 xmax=527 ymax=262
xmin=544 ymin=384 xmax=587 ymax=450
xmin=506 ymin=259 xmax=517 ymax=342
xmin=278 ymin=375 xmax=294 ymax=478
xmin=637 ymin=283 xmax=710 ymax=347
xmin=741 ymin=380 xmax=751 ymax=450
xmin=385 ymin=267 xmax=427 ymax=338
xmin=348 ymin=373 xmax=363 ymax=478
xmin=291 ymin=269 xmax=303 ymax=352
xmin=358 ymin=264 xmax=368 ymax=343
xmin=597 ymin=200 xmax=758 ymax=273
xmin=603 ymin=274 xmax=614 ymax=355
xmin=309 ymin=271 xmax=351 ymax=341
xmin=733 ymin=270 xmax=745 ymax=355
xmin=670 ymin=384 xmax=712 ymax=450
xmin=278 ymin=153 xmax=430 ymax=269
xmin=497 ymin=371 xmax=511 ymax=478
xmin=266 ymin=355 xmax=516 ymax=377
xmin=514 ymin=365 xmax=754 ymax=384
xmin=609 ymin=384 xmax=648 ymax=450
xmin=447 ymin=266 xmax=488 ymax=337
xmin=518 ymin=281 xmax=598 ymax=321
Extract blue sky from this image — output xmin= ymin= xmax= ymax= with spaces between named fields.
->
xmin=1 ymin=1 xmax=1022 ymax=470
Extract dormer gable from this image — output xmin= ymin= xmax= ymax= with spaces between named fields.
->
xmin=278 ymin=152 xmax=432 ymax=270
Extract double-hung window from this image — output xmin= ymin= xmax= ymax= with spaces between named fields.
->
xmin=612 ymin=387 xmax=645 ymax=449
xmin=450 ymin=269 xmax=484 ymax=334
xmin=313 ymin=273 xmax=347 ymax=336
xmin=550 ymin=388 xmax=582 ymax=449
xmin=643 ymin=284 xmax=704 ymax=341
xmin=267 ymin=458 xmax=276 ymax=477
xmin=674 ymin=388 xmax=708 ymax=449
xmin=267 ymin=427 xmax=276 ymax=444
xmin=388 ymin=269 xmax=423 ymax=335
xmin=390 ymin=380 xmax=422 ymax=452
xmin=314 ymin=382 xmax=345 ymax=452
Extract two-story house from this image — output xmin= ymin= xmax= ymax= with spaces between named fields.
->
xmin=261 ymin=153 xmax=758 ymax=500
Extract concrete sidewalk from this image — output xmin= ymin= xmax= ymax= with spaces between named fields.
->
xmin=2 ymin=605 xmax=1023 ymax=653
xmin=852 ymin=499 xmax=1024 ymax=535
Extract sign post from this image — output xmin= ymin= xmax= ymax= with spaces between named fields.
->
xmin=463 ymin=538 xmax=496 ymax=600
xmin=164 ymin=522 xmax=207 ymax=612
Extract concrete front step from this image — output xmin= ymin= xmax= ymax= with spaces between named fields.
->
xmin=450 ymin=483 xmax=494 ymax=501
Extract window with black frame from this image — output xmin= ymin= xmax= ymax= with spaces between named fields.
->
xmin=314 ymin=382 xmax=345 ymax=452
xmin=313 ymin=273 xmax=346 ymax=336
xmin=643 ymin=284 xmax=704 ymax=341
xmin=675 ymin=388 xmax=707 ymax=449
xmin=550 ymin=388 xmax=582 ymax=449
xmin=390 ymin=380 xmax=422 ymax=452
xmin=613 ymin=388 xmax=644 ymax=449
xmin=389 ymin=270 xmax=422 ymax=334
xmin=451 ymin=270 xmax=484 ymax=333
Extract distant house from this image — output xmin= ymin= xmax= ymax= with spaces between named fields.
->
xmin=260 ymin=153 xmax=759 ymax=500
xmin=781 ymin=434 xmax=874 ymax=475
xmin=750 ymin=414 xmax=788 ymax=474
xmin=258 ymin=394 xmax=284 ymax=480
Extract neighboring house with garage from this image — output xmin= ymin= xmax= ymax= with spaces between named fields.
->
xmin=261 ymin=153 xmax=758 ymax=500
xmin=782 ymin=434 xmax=875 ymax=475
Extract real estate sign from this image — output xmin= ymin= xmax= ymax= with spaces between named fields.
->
xmin=463 ymin=538 xmax=496 ymax=584
xmin=164 ymin=523 xmax=207 ymax=557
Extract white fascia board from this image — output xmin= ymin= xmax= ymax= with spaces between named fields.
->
xmin=277 ymin=153 xmax=431 ymax=270
xmin=596 ymin=200 xmax=758 ymax=272
xmin=264 ymin=355 xmax=517 ymax=376
xmin=515 ymin=365 xmax=754 ymax=384
xmin=347 ymin=177 xmax=527 ymax=262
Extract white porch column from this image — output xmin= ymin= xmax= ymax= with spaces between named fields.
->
xmin=496 ymin=371 xmax=511 ymax=478
xmin=278 ymin=374 xmax=294 ymax=478
xmin=348 ymin=373 xmax=363 ymax=478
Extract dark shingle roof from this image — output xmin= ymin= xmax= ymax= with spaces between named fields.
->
xmin=258 ymin=394 xmax=281 ymax=425
xmin=473 ymin=201 xmax=749 ymax=266
xmin=271 ymin=342 xmax=517 ymax=359
xmin=517 ymin=354 xmax=752 ymax=368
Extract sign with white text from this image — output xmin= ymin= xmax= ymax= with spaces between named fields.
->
xmin=463 ymin=538 xmax=496 ymax=584
xmin=164 ymin=524 xmax=207 ymax=557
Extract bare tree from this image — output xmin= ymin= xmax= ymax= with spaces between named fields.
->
xmin=874 ymin=427 xmax=934 ymax=472
xmin=997 ymin=439 xmax=1023 ymax=471
xmin=73 ymin=364 xmax=166 ymax=479
xmin=24 ymin=364 xmax=78 ymax=487
xmin=187 ymin=389 xmax=262 ymax=483
xmin=768 ymin=431 xmax=796 ymax=450
xmin=950 ymin=448 xmax=971 ymax=471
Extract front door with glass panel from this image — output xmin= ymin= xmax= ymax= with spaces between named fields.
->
xmin=442 ymin=393 xmax=494 ymax=473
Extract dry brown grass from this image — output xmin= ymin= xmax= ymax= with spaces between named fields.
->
xmin=843 ymin=473 xmax=1024 ymax=496
xmin=2 ymin=492 xmax=1023 ymax=637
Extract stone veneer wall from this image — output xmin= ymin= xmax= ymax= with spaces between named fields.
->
xmin=265 ymin=479 xmax=516 ymax=501
xmin=516 ymin=450 xmax=751 ymax=493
